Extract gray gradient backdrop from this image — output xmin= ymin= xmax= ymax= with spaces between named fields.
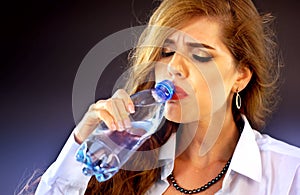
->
xmin=1 ymin=0 xmax=299 ymax=194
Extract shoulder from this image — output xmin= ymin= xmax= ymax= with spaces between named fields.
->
xmin=253 ymin=131 xmax=300 ymax=192
xmin=254 ymin=130 xmax=300 ymax=180
xmin=254 ymin=130 xmax=300 ymax=160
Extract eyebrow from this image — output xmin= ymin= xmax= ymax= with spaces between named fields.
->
xmin=163 ymin=38 xmax=215 ymax=50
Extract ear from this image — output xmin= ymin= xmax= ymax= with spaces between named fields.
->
xmin=232 ymin=66 xmax=252 ymax=92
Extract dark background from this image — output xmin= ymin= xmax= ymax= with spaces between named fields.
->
xmin=1 ymin=0 xmax=299 ymax=194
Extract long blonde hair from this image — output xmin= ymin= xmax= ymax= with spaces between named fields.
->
xmin=86 ymin=0 xmax=280 ymax=194
xmin=90 ymin=0 xmax=281 ymax=194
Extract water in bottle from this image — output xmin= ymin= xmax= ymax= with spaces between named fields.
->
xmin=75 ymin=80 xmax=174 ymax=182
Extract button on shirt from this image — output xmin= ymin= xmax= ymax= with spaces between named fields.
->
xmin=35 ymin=115 xmax=300 ymax=194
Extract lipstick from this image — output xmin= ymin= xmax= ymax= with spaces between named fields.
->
xmin=171 ymin=85 xmax=188 ymax=100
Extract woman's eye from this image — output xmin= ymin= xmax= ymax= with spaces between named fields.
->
xmin=161 ymin=48 xmax=175 ymax=58
xmin=192 ymin=50 xmax=213 ymax=63
xmin=192 ymin=54 xmax=213 ymax=63
xmin=161 ymin=51 xmax=175 ymax=57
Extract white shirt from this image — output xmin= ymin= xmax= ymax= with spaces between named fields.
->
xmin=35 ymin=116 xmax=300 ymax=194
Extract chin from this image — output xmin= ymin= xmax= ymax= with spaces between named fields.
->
xmin=166 ymin=117 xmax=182 ymax=123
xmin=165 ymin=102 xmax=200 ymax=123
xmin=164 ymin=111 xmax=198 ymax=124
xmin=164 ymin=109 xmax=182 ymax=123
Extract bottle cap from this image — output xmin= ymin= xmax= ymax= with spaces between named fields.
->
xmin=154 ymin=80 xmax=174 ymax=102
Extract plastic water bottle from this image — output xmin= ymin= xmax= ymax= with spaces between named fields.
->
xmin=75 ymin=80 xmax=174 ymax=182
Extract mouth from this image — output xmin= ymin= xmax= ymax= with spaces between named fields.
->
xmin=171 ymin=85 xmax=188 ymax=100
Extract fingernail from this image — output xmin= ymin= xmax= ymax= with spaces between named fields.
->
xmin=129 ymin=104 xmax=135 ymax=113
xmin=111 ymin=123 xmax=117 ymax=130
xmin=118 ymin=121 xmax=125 ymax=130
xmin=124 ymin=119 xmax=132 ymax=129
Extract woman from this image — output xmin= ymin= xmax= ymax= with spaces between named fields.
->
xmin=33 ymin=0 xmax=300 ymax=194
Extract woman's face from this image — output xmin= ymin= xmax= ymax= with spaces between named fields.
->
xmin=155 ymin=16 xmax=239 ymax=123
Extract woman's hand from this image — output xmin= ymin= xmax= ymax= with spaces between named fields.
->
xmin=73 ymin=89 xmax=135 ymax=144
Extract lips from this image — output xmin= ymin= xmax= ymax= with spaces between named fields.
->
xmin=171 ymin=85 xmax=188 ymax=100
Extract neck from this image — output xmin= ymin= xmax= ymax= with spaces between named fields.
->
xmin=176 ymin=111 xmax=239 ymax=168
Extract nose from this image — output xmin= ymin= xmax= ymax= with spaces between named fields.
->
xmin=167 ymin=53 xmax=188 ymax=79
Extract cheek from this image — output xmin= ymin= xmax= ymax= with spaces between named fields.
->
xmin=217 ymin=58 xmax=238 ymax=91
xmin=219 ymin=66 xmax=238 ymax=98
xmin=203 ymin=59 xmax=238 ymax=101
xmin=164 ymin=103 xmax=182 ymax=123
xmin=189 ymin=68 xmax=211 ymax=104
xmin=193 ymin=83 xmax=212 ymax=117
xmin=154 ymin=63 xmax=168 ymax=81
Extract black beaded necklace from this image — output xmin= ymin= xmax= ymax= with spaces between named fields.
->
xmin=167 ymin=158 xmax=231 ymax=194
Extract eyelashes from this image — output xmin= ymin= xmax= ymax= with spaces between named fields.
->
xmin=161 ymin=51 xmax=175 ymax=58
xmin=192 ymin=54 xmax=213 ymax=63
xmin=160 ymin=49 xmax=213 ymax=63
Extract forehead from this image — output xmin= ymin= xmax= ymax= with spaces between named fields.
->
xmin=167 ymin=16 xmax=222 ymax=48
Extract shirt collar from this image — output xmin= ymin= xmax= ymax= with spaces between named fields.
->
xmin=228 ymin=114 xmax=262 ymax=182
xmin=158 ymin=133 xmax=176 ymax=180
xmin=158 ymin=115 xmax=263 ymax=182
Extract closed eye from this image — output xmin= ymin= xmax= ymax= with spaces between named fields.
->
xmin=161 ymin=47 xmax=175 ymax=58
xmin=161 ymin=50 xmax=175 ymax=58
xmin=192 ymin=54 xmax=213 ymax=63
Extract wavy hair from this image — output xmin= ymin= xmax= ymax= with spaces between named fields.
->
xmin=84 ymin=0 xmax=280 ymax=194
xmin=16 ymin=0 xmax=279 ymax=194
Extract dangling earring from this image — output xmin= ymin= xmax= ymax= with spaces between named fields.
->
xmin=235 ymin=89 xmax=241 ymax=110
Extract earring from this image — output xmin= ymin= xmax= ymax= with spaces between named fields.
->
xmin=235 ymin=89 xmax=241 ymax=109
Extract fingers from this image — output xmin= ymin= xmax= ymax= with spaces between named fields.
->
xmin=74 ymin=89 xmax=135 ymax=143
xmin=74 ymin=89 xmax=136 ymax=143
xmin=112 ymin=89 xmax=135 ymax=114
xmin=93 ymin=89 xmax=135 ymax=130
xmin=112 ymin=99 xmax=131 ymax=130
xmin=96 ymin=106 xmax=117 ymax=130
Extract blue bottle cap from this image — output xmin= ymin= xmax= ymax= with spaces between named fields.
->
xmin=154 ymin=80 xmax=175 ymax=102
